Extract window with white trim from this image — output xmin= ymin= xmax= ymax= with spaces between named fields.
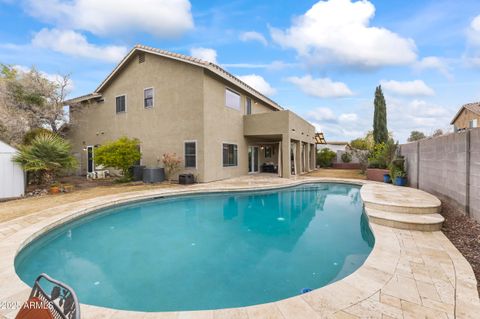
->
xmin=185 ymin=141 xmax=196 ymax=168
xmin=116 ymin=95 xmax=126 ymax=113
xmin=223 ymin=143 xmax=238 ymax=166
xmin=470 ymin=119 xmax=478 ymax=128
xmin=225 ymin=88 xmax=241 ymax=110
xmin=246 ymin=97 xmax=252 ymax=115
xmin=144 ymin=88 xmax=154 ymax=108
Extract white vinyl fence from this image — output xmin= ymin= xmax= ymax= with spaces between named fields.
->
xmin=0 ymin=141 xmax=25 ymax=199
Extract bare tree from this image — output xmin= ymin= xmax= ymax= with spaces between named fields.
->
xmin=432 ymin=129 xmax=444 ymax=137
xmin=0 ymin=64 xmax=71 ymax=145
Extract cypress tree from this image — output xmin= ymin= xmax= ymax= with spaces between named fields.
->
xmin=373 ymin=85 xmax=388 ymax=144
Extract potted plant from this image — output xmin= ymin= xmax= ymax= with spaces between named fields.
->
xmin=383 ymin=173 xmax=391 ymax=183
xmin=394 ymin=170 xmax=407 ymax=186
xmin=50 ymin=182 xmax=61 ymax=194
xmin=389 ymin=156 xmax=407 ymax=186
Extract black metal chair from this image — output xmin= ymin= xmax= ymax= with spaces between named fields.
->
xmin=17 ymin=273 xmax=80 ymax=319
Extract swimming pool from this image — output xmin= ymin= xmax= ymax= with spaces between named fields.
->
xmin=15 ymin=183 xmax=374 ymax=312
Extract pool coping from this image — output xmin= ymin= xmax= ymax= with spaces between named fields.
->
xmin=0 ymin=177 xmax=479 ymax=318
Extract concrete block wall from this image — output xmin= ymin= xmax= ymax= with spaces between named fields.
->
xmin=400 ymin=142 xmax=418 ymax=188
xmin=400 ymin=128 xmax=479 ymax=221
xmin=470 ymin=129 xmax=480 ymax=221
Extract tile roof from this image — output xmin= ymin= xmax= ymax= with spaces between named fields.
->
xmin=67 ymin=45 xmax=283 ymax=111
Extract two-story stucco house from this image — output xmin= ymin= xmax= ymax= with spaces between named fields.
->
xmin=65 ymin=45 xmax=317 ymax=183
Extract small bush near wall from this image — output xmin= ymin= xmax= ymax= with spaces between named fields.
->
xmin=94 ymin=137 xmax=141 ymax=181
xmin=341 ymin=152 xmax=352 ymax=163
xmin=317 ymin=148 xmax=336 ymax=167
xmin=368 ymin=140 xmax=397 ymax=169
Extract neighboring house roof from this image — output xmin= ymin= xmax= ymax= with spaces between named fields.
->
xmin=315 ymin=132 xmax=326 ymax=144
xmin=450 ymin=102 xmax=480 ymax=125
xmin=66 ymin=45 xmax=283 ymax=111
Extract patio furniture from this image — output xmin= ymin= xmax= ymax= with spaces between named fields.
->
xmin=15 ymin=273 xmax=80 ymax=319
xmin=179 ymin=173 xmax=195 ymax=185
xmin=86 ymin=164 xmax=110 ymax=180
xmin=261 ymin=163 xmax=278 ymax=173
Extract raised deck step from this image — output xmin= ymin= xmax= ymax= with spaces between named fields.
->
xmin=361 ymin=183 xmax=441 ymax=214
xmin=366 ymin=208 xmax=444 ymax=231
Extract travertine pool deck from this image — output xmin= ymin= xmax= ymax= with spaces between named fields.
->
xmin=0 ymin=175 xmax=479 ymax=318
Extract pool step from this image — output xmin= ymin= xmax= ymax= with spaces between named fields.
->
xmin=366 ymin=208 xmax=444 ymax=231
xmin=361 ymin=184 xmax=441 ymax=215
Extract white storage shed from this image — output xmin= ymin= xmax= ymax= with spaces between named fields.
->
xmin=0 ymin=140 xmax=25 ymax=199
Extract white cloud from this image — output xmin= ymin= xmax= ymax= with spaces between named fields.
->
xmin=465 ymin=15 xmax=480 ymax=67
xmin=306 ymin=107 xmax=337 ymax=122
xmin=287 ymin=75 xmax=353 ymax=98
xmin=270 ymin=0 xmax=417 ymax=68
xmin=380 ymin=80 xmax=435 ymax=96
xmin=305 ymin=107 xmax=364 ymax=139
xmin=387 ymin=96 xmax=453 ymax=141
xmin=24 ymin=0 xmax=194 ymax=37
xmin=339 ymin=113 xmax=358 ymax=122
xmin=32 ymin=28 xmax=128 ymax=62
xmin=189 ymin=47 xmax=217 ymax=64
xmin=414 ymin=56 xmax=452 ymax=79
xmin=236 ymin=74 xmax=276 ymax=96
xmin=239 ymin=31 xmax=268 ymax=46
xmin=468 ymin=15 xmax=480 ymax=46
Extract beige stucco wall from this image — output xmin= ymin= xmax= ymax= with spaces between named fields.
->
xmin=68 ymin=52 xmax=206 ymax=180
xmin=203 ymin=73 xmax=250 ymax=181
xmin=453 ymin=109 xmax=480 ymax=130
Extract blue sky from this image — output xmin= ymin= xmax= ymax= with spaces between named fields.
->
xmin=2 ymin=0 xmax=480 ymax=142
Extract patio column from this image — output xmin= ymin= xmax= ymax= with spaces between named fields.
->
xmin=281 ymin=134 xmax=291 ymax=178
xmin=295 ymin=141 xmax=301 ymax=175
xmin=310 ymin=144 xmax=317 ymax=170
xmin=306 ymin=143 xmax=311 ymax=172
xmin=277 ymin=142 xmax=282 ymax=177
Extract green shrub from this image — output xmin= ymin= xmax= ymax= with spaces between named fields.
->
xmin=341 ymin=152 xmax=352 ymax=163
xmin=317 ymin=148 xmax=336 ymax=167
xmin=13 ymin=134 xmax=77 ymax=184
xmin=22 ymin=128 xmax=54 ymax=145
xmin=94 ymin=137 xmax=141 ymax=180
xmin=350 ymin=138 xmax=371 ymax=150
xmin=368 ymin=139 xmax=397 ymax=169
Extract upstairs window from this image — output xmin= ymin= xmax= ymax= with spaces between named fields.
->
xmin=225 ymin=88 xmax=241 ymax=110
xmin=185 ymin=141 xmax=196 ymax=168
xmin=246 ymin=97 xmax=252 ymax=115
xmin=116 ymin=95 xmax=126 ymax=113
xmin=144 ymin=88 xmax=154 ymax=108
xmin=470 ymin=119 xmax=478 ymax=128
xmin=223 ymin=143 xmax=238 ymax=167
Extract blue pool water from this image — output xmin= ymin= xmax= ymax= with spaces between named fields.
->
xmin=15 ymin=183 xmax=374 ymax=312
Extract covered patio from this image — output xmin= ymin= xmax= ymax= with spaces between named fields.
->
xmin=243 ymin=110 xmax=317 ymax=178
